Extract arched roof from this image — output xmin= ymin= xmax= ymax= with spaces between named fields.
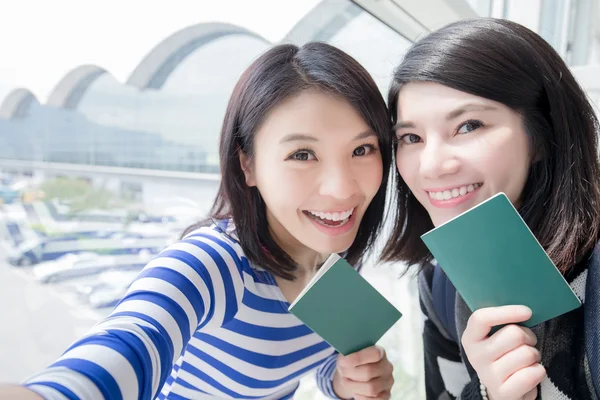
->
xmin=46 ymin=65 xmax=107 ymax=109
xmin=283 ymin=0 xmax=362 ymax=43
xmin=0 ymin=88 xmax=39 ymax=119
xmin=127 ymin=22 xmax=271 ymax=90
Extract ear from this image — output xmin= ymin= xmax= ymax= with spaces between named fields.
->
xmin=239 ymin=151 xmax=256 ymax=187
xmin=530 ymin=142 xmax=545 ymax=164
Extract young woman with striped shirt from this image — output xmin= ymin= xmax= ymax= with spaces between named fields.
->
xmin=1 ymin=42 xmax=395 ymax=400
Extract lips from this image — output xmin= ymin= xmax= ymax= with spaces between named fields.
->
xmin=427 ymin=183 xmax=483 ymax=201
xmin=303 ymin=208 xmax=354 ymax=227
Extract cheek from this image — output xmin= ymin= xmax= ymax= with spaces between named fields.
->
xmin=474 ymin=133 xmax=531 ymax=197
xmin=360 ymin=161 xmax=383 ymax=197
xmin=257 ymin=167 xmax=312 ymax=208
xmin=363 ymin=159 xmax=383 ymax=190
xmin=506 ymin=148 xmax=531 ymax=203
xmin=396 ymin=151 xmax=417 ymax=187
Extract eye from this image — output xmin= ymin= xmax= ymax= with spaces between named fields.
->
xmin=353 ymin=144 xmax=378 ymax=157
xmin=457 ymin=119 xmax=484 ymax=135
xmin=287 ymin=149 xmax=316 ymax=161
xmin=398 ymin=134 xmax=422 ymax=145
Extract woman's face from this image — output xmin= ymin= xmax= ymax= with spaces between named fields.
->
xmin=240 ymin=90 xmax=383 ymax=258
xmin=395 ymin=82 xmax=532 ymax=227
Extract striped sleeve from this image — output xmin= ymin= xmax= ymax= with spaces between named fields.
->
xmin=315 ymin=353 xmax=342 ymax=399
xmin=23 ymin=228 xmax=246 ymax=400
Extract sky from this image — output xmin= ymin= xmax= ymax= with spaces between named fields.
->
xmin=0 ymin=0 xmax=320 ymax=102
xmin=0 ymin=0 xmax=552 ymax=105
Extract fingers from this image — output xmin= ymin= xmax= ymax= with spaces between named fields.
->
xmin=461 ymin=306 xmax=544 ymax=400
xmin=497 ymin=363 xmax=546 ymax=399
xmin=491 ymin=344 xmax=541 ymax=382
xmin=339 ymin=375 xmax=394 ymax=399
xmin=339 ymin=357 xmax=393 ymax=382
xmin=463 ymin=306 xmax=532 ymax=343
xmin=485 ymin=324 xmax=537 ymax=361
xmin=338 ymin=346 xmax=384 ymax=369
xmin=522 ymin=387 xmax=538 ymax=400
xmin=336 ymin=346 xmax=394 ymax=399
xmin=354 ymin=390 xmax=391 ymax=400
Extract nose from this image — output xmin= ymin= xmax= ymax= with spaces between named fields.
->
xmin=319 ymin=162 xmax=359 ymax=200
xmin=419 ymin=138 xmax=460 ymax=180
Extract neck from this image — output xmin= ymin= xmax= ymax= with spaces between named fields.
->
xmin=293 ymin=251 xmax=329 ymax=278
xmin=272 ymin=231 xmax=329 ymax=279
xmin=266 ymin=213 xmax=328 ymax=280
xmin=272 ymin=247 xmax=330 ymax=304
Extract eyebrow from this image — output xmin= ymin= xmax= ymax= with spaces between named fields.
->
xmin=392 ymin=103 xmax=497 ymax=131
xmin=446 ymin=103 xmax=497 ymax=120
xmin=279 ymin=130 xmax=377 ymax=144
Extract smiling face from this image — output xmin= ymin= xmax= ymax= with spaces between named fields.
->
xmin=394 ymin=82 xmax=532 ymax=227
xmin=240 ymin=90 xmax=383 ymax=260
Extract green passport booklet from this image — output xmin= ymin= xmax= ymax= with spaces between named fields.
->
xmin=288 ymin=254 xmax=402 ymax=355
xmin=421 ymin=192 xmax=581 ymax=327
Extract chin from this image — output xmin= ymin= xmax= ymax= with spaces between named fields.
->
xmin=431 ymin=214 xmax=451 ymax=227
xmin=311 ymin=240 xmax=353 ymax=255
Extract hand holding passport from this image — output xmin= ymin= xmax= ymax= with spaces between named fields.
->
xmin=288 ymin=254 xmax=402 ymax=356
xmin=421 ymin=192 xmax=581 ymax=327
xmin=288 ymin=192 xmax=578 ymax=360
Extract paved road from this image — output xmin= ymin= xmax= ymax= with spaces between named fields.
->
xmin=0 ymin=263 xmax=104 ymax=383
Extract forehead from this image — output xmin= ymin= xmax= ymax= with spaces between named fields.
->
xmin=396 ymin=82 xmax=494 ymax=118
xmin=258 ymin=91 xmax=369 ymax=138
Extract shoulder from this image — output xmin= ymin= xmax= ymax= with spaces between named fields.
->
xmin=418 ymin=262 xmax=458 ymax=342
xmin=587 ymin=240 xmax=600 ymax=272
xmin=154 ymin=223 xmax=250 ymax=280
xmin=182 ymin=223 xmax=243 ymax=253
xmin=418 ymin=262 xmax=435 ymax=301
xmin=418 ymin=262 xmax=437 ymax=319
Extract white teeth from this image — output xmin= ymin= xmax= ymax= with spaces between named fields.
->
xmin=428 ymin=183 xmax=481 ymax=201
xmin=307 ymin=208 xmax=353 ymax=221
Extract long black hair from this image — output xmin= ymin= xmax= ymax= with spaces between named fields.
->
xmin=382 ymin=18 xmax=600 ymax=273
xmin=184 ymin=42 xmax=392 ymax=280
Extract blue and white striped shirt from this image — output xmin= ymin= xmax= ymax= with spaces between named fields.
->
xmin=24 ymin=222 xmax=340 ymax=399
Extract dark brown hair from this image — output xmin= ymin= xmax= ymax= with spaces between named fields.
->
xmin=185 ymin=42 xmax=392 ymax=280
xmin=382 ymin=18 xmax=600 ymax=273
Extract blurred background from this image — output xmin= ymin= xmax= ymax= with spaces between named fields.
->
xmin=0 ymin=0 xmax=598 ymax=398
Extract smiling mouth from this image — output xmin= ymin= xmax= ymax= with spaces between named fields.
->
xmin=427 ymin=183 xmax=483 ymax=201
xmin=303 ymin=208 xmax=355 ymax=227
